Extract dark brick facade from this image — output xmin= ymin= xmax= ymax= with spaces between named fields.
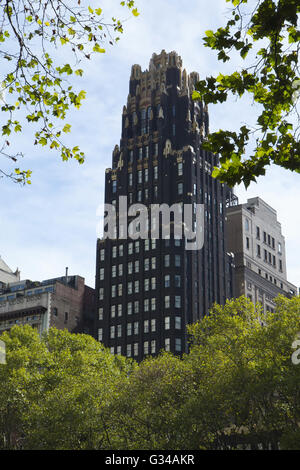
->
xmin=95 ymin=51 xmax=235 ymax=361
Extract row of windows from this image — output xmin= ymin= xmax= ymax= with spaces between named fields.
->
xmin=245 ymin=238 xmax=283 ymax=272
xmin=100 ymin=255 xmax=182 ymax=281
xmin=245 ymin=220 xmax=282 ymax=254
xmin=107 ymin=337 xmax=182 ymax=357
xmin=106 ymin=316 xmax=182 ymax=339
xmin=98 ymin=294 xmax=182 ymax=317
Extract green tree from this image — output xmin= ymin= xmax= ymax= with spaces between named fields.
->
xmin=109 ymin=352 xmax=194 ymax=450
xmin=183 ymin=295 xmax=300 ymax=449
xmin=193 ymin=0 xmax=300 ymax=187
xmin=0 ymin=0 xmax=138 ymax=184
xmin=0 ymin=325 xmax=133 ymax=449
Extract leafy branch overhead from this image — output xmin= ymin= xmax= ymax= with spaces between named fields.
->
xmin=0 ymin=0 xmax=139 ymax=184
xmin=193 ymin=0 xmax=300 ymax=188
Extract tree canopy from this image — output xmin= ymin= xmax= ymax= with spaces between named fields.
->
xmin=0 ymin=0 xmax=138 ymax=184
xmin=1 ymin=295 xmax=300 ymax=450
xmin=193 ymin=0 xmax=300 ymax=188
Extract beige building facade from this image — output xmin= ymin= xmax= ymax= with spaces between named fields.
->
xmin=226 ymin=197 xmax=297 ymax=312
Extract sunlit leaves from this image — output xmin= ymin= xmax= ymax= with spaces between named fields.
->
xmin=0 ymin=0 xmax=138 ymax=184
xmin=193 ymin=0 xmax=300 ymax=187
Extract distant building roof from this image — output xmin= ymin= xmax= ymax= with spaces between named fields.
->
xmin=0 ymin=256 xmax=20 ymax=285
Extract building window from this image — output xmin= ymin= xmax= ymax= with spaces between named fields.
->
xmin=144 ymin=298 xmax=149 ymax=312
xmin=257 ymin=245 xmax=261 ymax=258
xmin=245 ymin=218 xmax=249 ymax=231
xmin=175 ymin=275 xmax=181 ymax=287
xmin=134 ymin=280 xmax=139 ymax=294
xmin=154 ymin=166 xmax=158 ymax=180
xmin=135 ymin=260 xmax=139 ymax=273
xmin=151 ymin=277 xmax=156 ymax=290
xmin=178 ymin=162 xmax=183 ymax=176
xmin=175 ymin=316 xmax=181 ymax=330
xmin=128 ymin=262 xmax=133 ymax=275
xmin=144 ymin=279 xmax=150 ymax=292
xmin=175 ymin=296 xmax=181 ymax=308
xmin=144 ymin=258 xmax=149 ymax=271
xmin=175 ymin=255 xmax=181 ymax=267
xmin=100 ymin=249 xmax=105 ymax=261
xmin=117 ymin=324 xmax=122 ymax=338
xmin=134 ymin=321 xmax=139 ymax=335
xmin=165 ymin=296 xmax=170 ymax=308
xmin=151 ymin=340 xmax=156 ymax=354
xmin=165 ymin=316 xmax=170 ymax=330
xmin=112 ymin=246 xmax=117 ymax=258
xmin=134 ymin=301 xmax=139 ymax=314
xmin=99 ymin=288 xmax=104 ymax=300
xmin=246 ymin=237 xmax=250 ymax=250
xmin=110 ymin=326 xmax=115 ymax=339
xmin=118 ymin=304 xmax=122 ymax=317
xmin=151 ymin=298 xmax=156 ymax=311
xmin=165 ymin=338 xmax=170 ymax=351
xmin=144 ymin=341 xmax=149 ymax=355
xmin=164 ymin=255 xmax=170 ymax=267
xmin=98 ymin=308 xmax=103 ymax=320
xmin=151 ymin=257 xmax=156 ymax=269
xmin=98 ymin=328 xmax=103 ymax=341
xmin=127 ymin=344 xmax=131 ymax=357
xmin=133 ymin=343 xmax=139 ymax=357
xmin=175 ymin=338 xmax=182 ymax=352
xmin=118 ymin=264 xmax=123 ymax=276
xmin=278 ymin=242 xmax=282 ymax=254
xmin=138 ymin=170 xmax=142 ymax=184
xmin=151 ymin=319 xmax=156 ymax=332
xmin=127 ymin=302 xmax=132 ymax=316
xmin=164 ymin=274 xmax=170 ymax=288
xmin=144 ymin=320 xmax=149 ymax=333
xmin=111 ymin=305 xmax=116 ymax=318
xmin=128 ymin=173 xmax=133 ymax=186
xmin=177 ymin=182 xmax=183 ymax=195
xmin=127 ymin=282 xmax=133 ymax=295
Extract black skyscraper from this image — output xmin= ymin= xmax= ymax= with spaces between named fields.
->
xmin=95 ymin=50 xmax=235 ymax=361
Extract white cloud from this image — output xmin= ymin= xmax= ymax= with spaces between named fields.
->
xmin=0 ymin=0 xmax=298 ymax=290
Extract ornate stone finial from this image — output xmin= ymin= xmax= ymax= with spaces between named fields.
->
xmin=117 ymin=152 xmax=124 ymax=170
xmin=186 ymin=109 xmax=191 ymax=122
xmin=192 ymin=117 xmax=199 ymax=133
xmin=123 ymin=105 xmax=127 ymax=115
xmin=163 ymin=139 xmax=172 ymax=157
xmin=131 ymin=64 xmax=142 ymax=80
xmin=113 ymin=145 xmax=119 ymax=156
xmin=160 ymin=81 xmax=167 ymax=94
xmin=136 ymin=84 xmax=140 ymax=96
xmin=158 ymin=106 xmax=164 ymax=119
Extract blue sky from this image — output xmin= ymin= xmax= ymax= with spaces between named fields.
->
xmin=0 ymin=0 xmax=299 ymax=289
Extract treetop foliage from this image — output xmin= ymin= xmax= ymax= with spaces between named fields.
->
xmin=0 ymin=0 xmax=138 ymax=184
xmin=193 ymin=0 xmax=300 ymax=187
xmin=1 ymin=295 xmax=300 ymax=450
